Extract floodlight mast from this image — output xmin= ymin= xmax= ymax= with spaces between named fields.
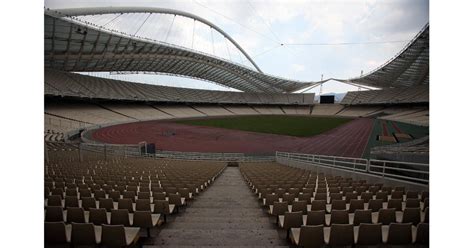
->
xmin=50 ymin=7 xmax=263 ymax=73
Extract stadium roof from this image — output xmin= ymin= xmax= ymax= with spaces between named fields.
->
xmin=44 ymin=8 xmax=322 ymax=93
xmin=336 ymin=24 xmax=429 ymax=89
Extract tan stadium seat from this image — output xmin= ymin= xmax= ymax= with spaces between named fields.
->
xmin=298 ymin=192 xmax=312 ymax=202
xmin=292 ymin=200 xmax=307 ymax=214
xmin=391 ymin=191 xmax=404 ymax=200
xmin=264 ymin=194 xmax=279 ymax=207
xmin=311 ymin=200 xmax=327 ymax=212
xmin=423 ymin=207 xmax=429 ymax=223
xmin=282 ymin=193 xmax=296 ymax=204
xmin=279 ymin=211 xmax=303 ymax=238
xmin=306 ymin=210 xmax=326 ymax=226
xmin=71 ymin=222 xmax=98 ymax=246
xmin=101 ymin=224 xmax=140 ymax=247
xmin=65 ymin=196 xmax=79 ymax=208
xmin=138 ymin=191 xmax=151 ymax=200
xmin=118 ymin=198 xmax=134 ymax=212
xmin=348 ymin=199 xmax=364 ymax=213
xmin=81 ymin=197 xmax=97 ymax=210
xmin=110 ymin=209 xmax=131 ymax=226
xmin=331 ymin=199 xmax=347 ymax=211
xmin=47 ymin=195 xmax=62 ymax=207
xmin=269 ymin=201 xmax=289 ymax=220
xmin=79 ymin=189 xmax=92 ymax=198
xmin=416 ymin=223 xmax=429 ymax=245
xmin=376 ymin=191 xmax=388 ymax=202
xmin=45 ymin=222 xmax=70 ymax=245
xmin=406 ymin=198 xmax=421 ymax=208
xmin=133 ymin=211 xmax=160 ymax=237
xmin=109 ymin=191 xmax=121 ymax=202
xmin=314 ymin=193 xmax=327 ymax=202
xmin=360 ymin=192 xmax=374 ymax=203
xmin=353 ymin=209 xmax=372 ymax=226
xmin=402 ymin=207 xmax=421 ymax=225
xmin=122 ymin=191 xmax=136 ymax=203
xmin=45 ymin=206 xmax=64 ymax=222
xmin=153 ymin=200 xmax=175 ymax=223
xmin=387 ymin=199 xmax=402 ymax=211
xmin=421 ymin=191 xmax=429 ymax=202
xmin=94 ymin=190 xmax=106 ymax=200
xmin=65 ymin=188 xmax=78 ymax=197
xmin=329 ymin=192 xmax=343 ymax=203
xmin=329 ymin=224 xmax=354 ymax=246
xmin=345 ymin=192 xmax=358 ymax=203
xmin=356 ymin=223 xmax=382 ymax=245
xmin=89 ymin=208 xmax=109 ymax=225
xmin=330 ymin=210 xmax=349 ymax=224
xmin=178 ymin=188 xmax=192 ymax=200
xmin=406 ymin=191 xmax=419 ymax=199
xmin=168 ymin=193 xmax=185 ymax=211
xmin=423 ymin=198 xmax=429 ymax=211
xmin=153 ymin=192 xmax=166 ymax=201
xmin=290 ymin=225 xmax=325 ymax=247
xmin=136 ymin=199 xmax=152 ymax=211
xmin=99 ymin=198 xmax=114 ymax=212
xmin=378 ymin=208 xmax=396 ymax=225
xmin=386 ymin=223 xmax=413 ymax=245
xmin=368 ymin=199 xmax=383 ymax=212
xmin=66 ymin=207 xmax=85 ymax=223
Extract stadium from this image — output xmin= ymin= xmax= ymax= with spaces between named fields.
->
xmin=44 ymin=2 xmax=429 ymax=247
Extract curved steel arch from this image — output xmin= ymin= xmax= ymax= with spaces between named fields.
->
xmin=50 ymin=6 xmax=263 ymax=73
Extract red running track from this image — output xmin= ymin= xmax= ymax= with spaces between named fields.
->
xmin=91 ymin=118 xmax=374 ymax=158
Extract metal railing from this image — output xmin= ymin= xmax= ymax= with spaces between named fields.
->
xmin=155 ymin=151 xmax=275 ymax=162
xmin=276 ymin=151 xmax=428 ymax=184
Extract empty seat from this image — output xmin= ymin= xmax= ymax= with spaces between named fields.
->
xmin=306 ymin=210 xmax=326 ymax=226
xmin=168 ymin=193 xmax=185 ymax=209
xmin=153 ymin=192 xmax=166 ymax=201
xmin=65 ymin=188 xmax=78 ymax=197
xmin=118 ymin=198 xmax=134 ymax=212
xmin=47 ymin=195 xmax=62 ymax=207
xmin=282 ymin=193 xmax=296 ymax=204
xmin=290 ymin=225 xmax=325 ymax=247
xmin=101 ymin=224 xmax=140 ymax=247
xmin=423 ymin=198 xmax=429 ymax=211
xmin=133 ymin=211 xmax=160 ymax=237
xmin=387 ymin=199 xmax=402 ymax=211
xmin=368 ymin=199 xmax=383 ymax=212
xmin=416 ymin=223 xmax=429 ymax=245
xmin=387 ymin=223 xmax=413 ymax=245
xmin=279 ymin=211 xmax=303 ymax=238
xmin=421 ymin=191 xmax=429 ymax=202
xmin=402 ymin=207 xmax=421 ymax=225
xmin=89 ymin=208 xmax=108 ymax=225
xmin=311 ymin=200 xmax=326 ymax=212
xmin=111 ymin=209 xmax=131 ymax=226
xmin=136 ymin=199 xmax=151 ymax=211
xmin=138 ymin=191 xmax=151 ymax=200
xmin=406 ymin=198 xmax=421 ymax=208
xmin=94 ymin=190 xmax=106 ymax=200
xmin=122 ymin=191 xmax=136 ymax=202
xmin=65 ymin=196 xmax=79 ymax=208
xmin=406 ymin=191 xmax=419 ymax=199
xmin=81 ymin=197 xmax=97 ymax=211
xmin=345 ymin=192 xmax=358 ymax=203
xmin=109 ymin=191 xmax=121 ymax=202
xmin=45 ymin=206 xmax=64 ymax=222
xmin=348 ymin=199 xmax=364 ymax=213
xmin=378 ymin=208 xmax=396 ymax=225
xmin=361 ymin=192 xmax=374 ymax=203
xmin=391 ymin=191 xmax=404 ymax=200
xmin=331 ymin=199 xmax=347 ymax=211
xmin=353 ymin=209 xmax=372 ymax=226
xmin=79 ymin=189 xmax=92 ymax=198
xmin=264 ymin=194 xmax=279 ymax=206
xmin=423 ymin=207 xmax=429 ymax=223
xmin=298 ymin=193 xmax=312 ymax=202
xmin=314 ymin=193 xmax=327 ymax=202
xmin=329 ymin=193 xmax=343 ymax=202
xmin=292 ymin=200 xmax=307 ymax=214
xmin=66 ymin=207 xmax=85 ymax=223
xmin=45 ymin=222 xmax=69 ymax=244
xmin=270 ymin=201 xmax=288 ymax=217
xmin=330 ymin=210 xmax=349 ymax=224
xmin=99 ymin=198 xmax=114 ymax=212
xmin=376 ymin=191 xmax=388 ymax=202
xmin=356 ymin=223 xmax=382 ymax=245
xmin=329 ymin=224 xmax=354 ymax=246
xmin=71 ymin=222 xmax=98 ymax=246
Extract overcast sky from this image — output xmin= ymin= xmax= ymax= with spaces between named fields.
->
xmin=45 ymin=0 xmax=429 ymax=94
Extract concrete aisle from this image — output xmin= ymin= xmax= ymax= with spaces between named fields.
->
xmin=150 ymin=166 xmax=287 ymax=247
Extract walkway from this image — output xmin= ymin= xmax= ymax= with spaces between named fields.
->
xmin=150 ymin=166 xmax=286 ymax=247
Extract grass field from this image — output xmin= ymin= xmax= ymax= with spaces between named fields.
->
xmin=175 ymin=115 xmax=353 ymax=137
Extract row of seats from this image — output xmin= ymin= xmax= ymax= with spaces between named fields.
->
xmin=240 ymin=162 xmax=429 ymax=247
xmin=341 ymin=85 xmax=429 ymax=105
xmin=45 ymin=153 xmax=226 ymax=246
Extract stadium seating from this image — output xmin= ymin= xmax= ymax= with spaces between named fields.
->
xmin=341 ymin=85 xmax=429 ymax=105
xmin=44 ymin=147 xmax=226 ymax=246
xmin=240 ymin=162 xmax=429 ymax=246
xmin=45 ymin=69 xmax=314 ymax=105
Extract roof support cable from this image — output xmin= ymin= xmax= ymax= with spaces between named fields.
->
xmin=191 ymin=19 xmax=195 ymax=50
xmin=225 ymin=39 xmax=232 ymax=62
xmin=210 ymin=27 xmax=215 ymax=55
xmin=165 ymin=14 xmax=176 ymax=43
xmin=133 ymin=13 xmax=151 ymax=37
